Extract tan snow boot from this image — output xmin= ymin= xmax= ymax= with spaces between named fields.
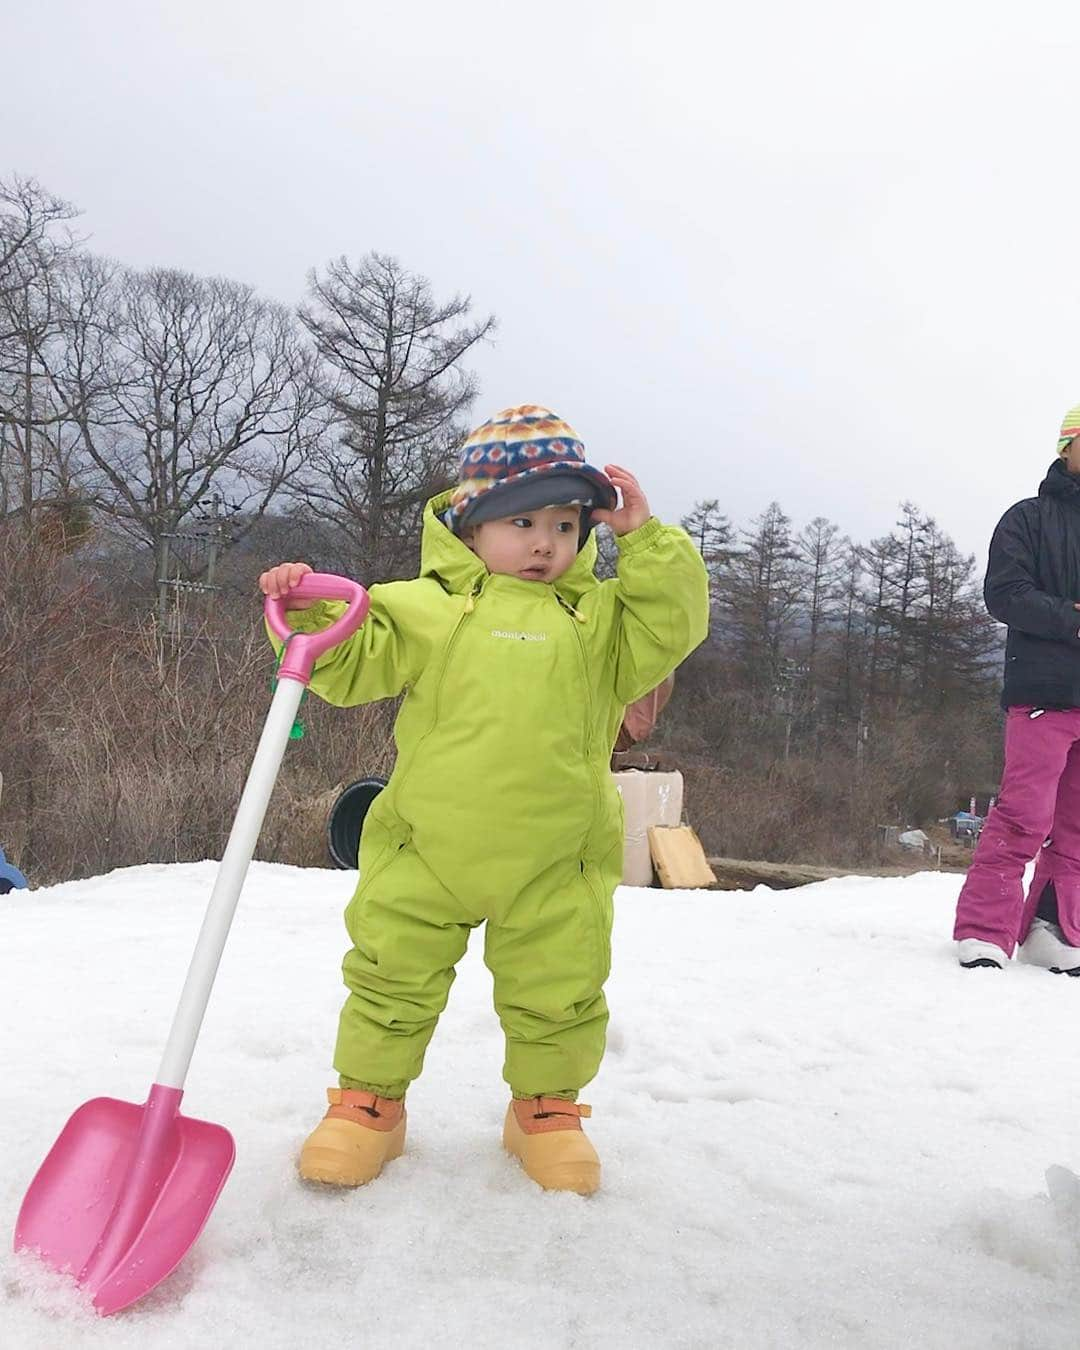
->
xmin=503 ymin=1097 xmax=600 ymax=1195
xmin=298 ymin=1088 xmax=406 ymax=1186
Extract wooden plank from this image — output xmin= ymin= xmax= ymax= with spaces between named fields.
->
xmin=648 ymin=826 xmax=718 ymax=890
xmin=704 ymin=854 xmax=965 ymax=891
xmin=706 ymin=857 xmax=839 ymax=890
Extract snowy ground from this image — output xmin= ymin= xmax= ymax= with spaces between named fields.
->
xmin=4 ymin=863 xmax=1080 ymax=1348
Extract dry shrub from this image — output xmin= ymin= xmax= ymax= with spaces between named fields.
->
xmin=260 ymin=699 xmax=397 ymax=867
xmin=658 ymin=664 xmax=1004 ymax=866
xmin=3 ymin=572 xmax=397 ymax=885
xmin=2 ymin=529 xmax=1006 ymax=884
xmin=678 ymin=753 xmax=886 ymax=865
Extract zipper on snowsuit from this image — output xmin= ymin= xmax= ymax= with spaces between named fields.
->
xmin=384 ymin=575 xmax=485 ymax=805
xmin=556 ymin=591 xmax=605 ymax=859
xmin=422 ymin=575 xmax=484 ymax=733
xmin=556 ymin=591 xmax=611 ymax=967
xmin=556 ymin=594 xmax=587 ymax=623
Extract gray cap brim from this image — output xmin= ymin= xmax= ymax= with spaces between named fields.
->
xmin=458 ymin=471 xmax=598 ymax=529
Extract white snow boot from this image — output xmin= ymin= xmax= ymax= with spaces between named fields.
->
xmin=957 ymin=938 xmax=1008 ymax=970
xmin=1019 ymin=918 xmax=1080 ymax=975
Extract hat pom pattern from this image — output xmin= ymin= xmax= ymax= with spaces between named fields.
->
xmin=448 ymin=404 xmax=616 ymax=526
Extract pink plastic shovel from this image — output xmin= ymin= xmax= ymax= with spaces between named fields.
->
xmin=14 ymin=573 xmax=370 ymax=1316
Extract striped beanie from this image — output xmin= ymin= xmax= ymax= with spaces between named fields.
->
xmin=446 ymin=404 xmax=617 ymax=534
xmin=1058 ymin=402 xmax=1080 ymax=455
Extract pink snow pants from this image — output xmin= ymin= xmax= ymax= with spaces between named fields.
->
xmin=954 ymin=706 xmax=1080 ymax=954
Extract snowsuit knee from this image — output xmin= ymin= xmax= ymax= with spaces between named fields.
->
xmin=271 ymin=495 xmax=709 ymax=1099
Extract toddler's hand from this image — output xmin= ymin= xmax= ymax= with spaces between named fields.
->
xmin=259 ymin=562 xmax=315 ymax=609
xmin=592 ymin=464 xmax=652 ymax=536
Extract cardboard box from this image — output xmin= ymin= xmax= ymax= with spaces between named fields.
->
xmin=612 ymin=770 xmax=684 ymax=886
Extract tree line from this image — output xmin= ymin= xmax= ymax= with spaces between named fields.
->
xmin=669 ymin=498 xmax=1003 ymax=863
xmin=683 ymin=496 xmax=998 ymax=721
xmin=1 ymin=172 xmax=1004 ymax=884
xmin=0 ymin=174 xmax=494 ymax=588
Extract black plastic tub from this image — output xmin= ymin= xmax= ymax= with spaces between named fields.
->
xmin=326 ymin=777 xmax=388 ymax=870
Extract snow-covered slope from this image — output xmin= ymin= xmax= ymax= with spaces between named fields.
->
xmin=4 ymin=863 xmax=1080 ymax=1349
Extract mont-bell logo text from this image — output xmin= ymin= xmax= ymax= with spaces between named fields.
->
xmin=490 ymin=629 xmax=547 ymax=642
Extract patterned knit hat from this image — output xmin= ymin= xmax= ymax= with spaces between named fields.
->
xmin=447 ymin=404 xmax=617 ymax=533
xmin=1058 ymin=402 xmax=1080 ymax=455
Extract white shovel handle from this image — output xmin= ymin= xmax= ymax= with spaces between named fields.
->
xmin=155 ymin=680 xmax=305 ymax=1088
xmin=155 ymin=576 xmax=369 ymax=1090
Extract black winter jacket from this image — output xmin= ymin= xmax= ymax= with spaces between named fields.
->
xmin=986 ymin=459 xmax=1080 ymax=709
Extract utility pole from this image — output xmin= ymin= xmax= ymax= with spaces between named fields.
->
xmin=156 ymin=530 xmax=171 ymax=630
xmin=203 ymin=493 xmax=223 ymax=601
xmin=154 ymin=494 xmax=233 ymax=632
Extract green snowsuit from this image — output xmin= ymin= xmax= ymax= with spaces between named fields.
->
xmin=273 ymin=493 xmax=709 ymax=1100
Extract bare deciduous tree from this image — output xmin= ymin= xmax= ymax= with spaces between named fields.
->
xmin=0 ymin=176 xmax=81 ymax=534
xmin=52 ymin=264 xmax=325 ymax=581
xmin=0 ymin=175 xmax=77 ymax=315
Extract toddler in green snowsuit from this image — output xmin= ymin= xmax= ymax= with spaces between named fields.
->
xmin=261 ymin=404 xmax=709 ymax=1194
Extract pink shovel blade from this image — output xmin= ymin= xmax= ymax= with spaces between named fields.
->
xmin=14 ymin=1084 xmax=234 ymax=1315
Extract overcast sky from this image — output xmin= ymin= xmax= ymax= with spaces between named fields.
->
xmin=5 ymin=0 xmax=1080 ymax=565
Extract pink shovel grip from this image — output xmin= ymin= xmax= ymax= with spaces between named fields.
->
xmin=264 ymin=572 xmax=371 ymax=685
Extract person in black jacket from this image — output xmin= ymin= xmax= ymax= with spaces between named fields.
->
xmin=954 ymin=403 xmax=1080 ymax=972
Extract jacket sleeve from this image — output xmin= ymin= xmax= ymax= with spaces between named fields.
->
xmin=265 ymin=579 xmax=430 ymax=707
xmin=984 ymin=504 xmax=1080 ymax=643
xmin=610 ymin=517 xmax=711 ymax=704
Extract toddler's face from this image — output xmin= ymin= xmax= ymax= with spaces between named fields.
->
xmin=465 ymin=505 xmax=581 ymax=582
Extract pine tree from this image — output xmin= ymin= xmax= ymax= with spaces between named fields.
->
xmin=298 ymin=252 xmax=495 ymax=581
xmin=681 ymin=498 xmax=733 ymax=589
